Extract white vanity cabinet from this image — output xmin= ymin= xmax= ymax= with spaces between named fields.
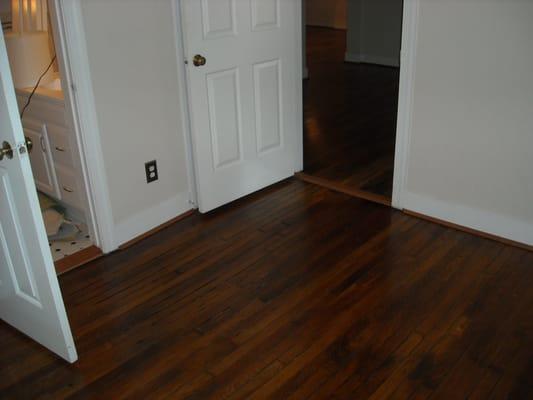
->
xmin=23 ymin=118 xmax=61 ymax=198
xmin=17 ymin=88 xmax=85 ymax=216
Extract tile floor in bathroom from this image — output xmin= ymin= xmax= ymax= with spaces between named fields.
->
xmin=49 ymin=226 xmax=93 ymax=262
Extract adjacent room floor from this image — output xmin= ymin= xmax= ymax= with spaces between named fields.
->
xmin=303 ymin=26 xmax=399 ymax=199
xmin=1 ymin=179 xmax=532 ymax=399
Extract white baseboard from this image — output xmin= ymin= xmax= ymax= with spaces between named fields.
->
xmin=114 ymin=192 xmax=192 ymax=246
xmin=344 ymin=52 xmax=400 ymax=68
xmin=403 ymin=192 xmax=533 ymax=246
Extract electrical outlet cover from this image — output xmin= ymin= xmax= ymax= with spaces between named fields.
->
xmin=145 ymin=160 xmax=158 ymax=183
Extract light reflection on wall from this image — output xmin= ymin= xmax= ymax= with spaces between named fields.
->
xmin=305 ymin=115 xmax=323 ymax=145
xmin=11 ymin=0 xmax=48 ymax=33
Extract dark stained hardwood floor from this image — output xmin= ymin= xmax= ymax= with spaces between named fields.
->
xmin=1 ymin=179 xmax=532 ymax=399
xmin=304 ymin=27 xmax=399 ymax=198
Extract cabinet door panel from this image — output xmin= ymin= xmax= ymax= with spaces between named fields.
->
xmin=24 ymin=124 xmax=61 ymax=199
xmin=55 ymin=165 xmax=82 ymax=210
xmin=46 ymin=123 xmax=73 ymax=168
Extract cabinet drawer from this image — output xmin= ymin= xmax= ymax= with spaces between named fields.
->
xmin=46 ymin=123 xmax=74 ymax=168
xmin=55 ymin=166 xmax=83 ymax=210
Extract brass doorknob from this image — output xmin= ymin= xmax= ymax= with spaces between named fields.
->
xmin=0 ymin=141 xmax=13 ymax=161
xmin=25 ymin=136 xmax=33 ymax=153
xmin=193 ymin=54 xmax=207 ymax=67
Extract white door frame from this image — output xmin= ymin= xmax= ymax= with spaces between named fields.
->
xmin=391 ymin=0 xmax=420 ymax=210
xmin=294 ymin=0 xmax=304 ymax=172
xmin=171 ymin=0 xmax=199 ymax=208
xmin=300 ymin=0 xmax=420 ymax=210
xmin=48 ymin=0 xmax=116 ymax=252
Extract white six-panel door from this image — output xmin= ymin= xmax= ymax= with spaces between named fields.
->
xmin=181 ymin=0 xmax=302 ymax=212
xmin=0 ymin=30 xmax=77 ymax=362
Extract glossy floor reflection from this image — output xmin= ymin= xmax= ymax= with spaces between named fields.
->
xmin=304 ymin=26 xmax=400 ymax=198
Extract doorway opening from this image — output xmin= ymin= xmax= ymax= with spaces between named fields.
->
xmin=299 ymin=0 xmax=403 ymax=206
xmin=2 ymin=0 xmax=102 ymax=274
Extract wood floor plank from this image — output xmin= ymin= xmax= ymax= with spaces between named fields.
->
xmin=55 ymin=245 xmax=104 ymax=275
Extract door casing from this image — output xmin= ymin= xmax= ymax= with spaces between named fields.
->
xmin=50 ymin=0 xmax=116 ymax=252
xmin=391 ymin=0 xmax=420 ymax=210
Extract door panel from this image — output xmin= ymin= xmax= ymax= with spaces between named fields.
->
xmin=253 ymin=59 xmax=282 ymax=153
xmin=0 ymin=29 xmax=77 ymax=363
xmin=251 ymin=0 xmax=280 ymax=31
xmin=207 ymin=68 xmax=243 ymax=168
xmin=182 ymin=0 xmax=302 ymax=212
xmin=0 ymin=170 xmax=40 ymax=302
xmin=201 ymin=0 xmax=237 ymax=39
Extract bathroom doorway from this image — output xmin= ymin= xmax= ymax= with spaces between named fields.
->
xmin=2 ymin=0 xmax=102 ymax=274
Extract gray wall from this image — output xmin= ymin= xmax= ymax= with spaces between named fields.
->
xmin=403 ymin=0 xmax=533 ymax=245
xmin=80 ymin=0 xmax=191 ymax=245
xmin=346 ymin=0 xmax=403 ymax=67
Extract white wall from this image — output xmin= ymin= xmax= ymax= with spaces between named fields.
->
xmin=306 ymin=0 xmax=347 ymax=29
xmin=80 ymin=0 xmax=191 ymax=245
xmin=402 ymin=0 xmax=533 ymax=246
xmin=345 ymin=0 xmax=403 ymax=67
